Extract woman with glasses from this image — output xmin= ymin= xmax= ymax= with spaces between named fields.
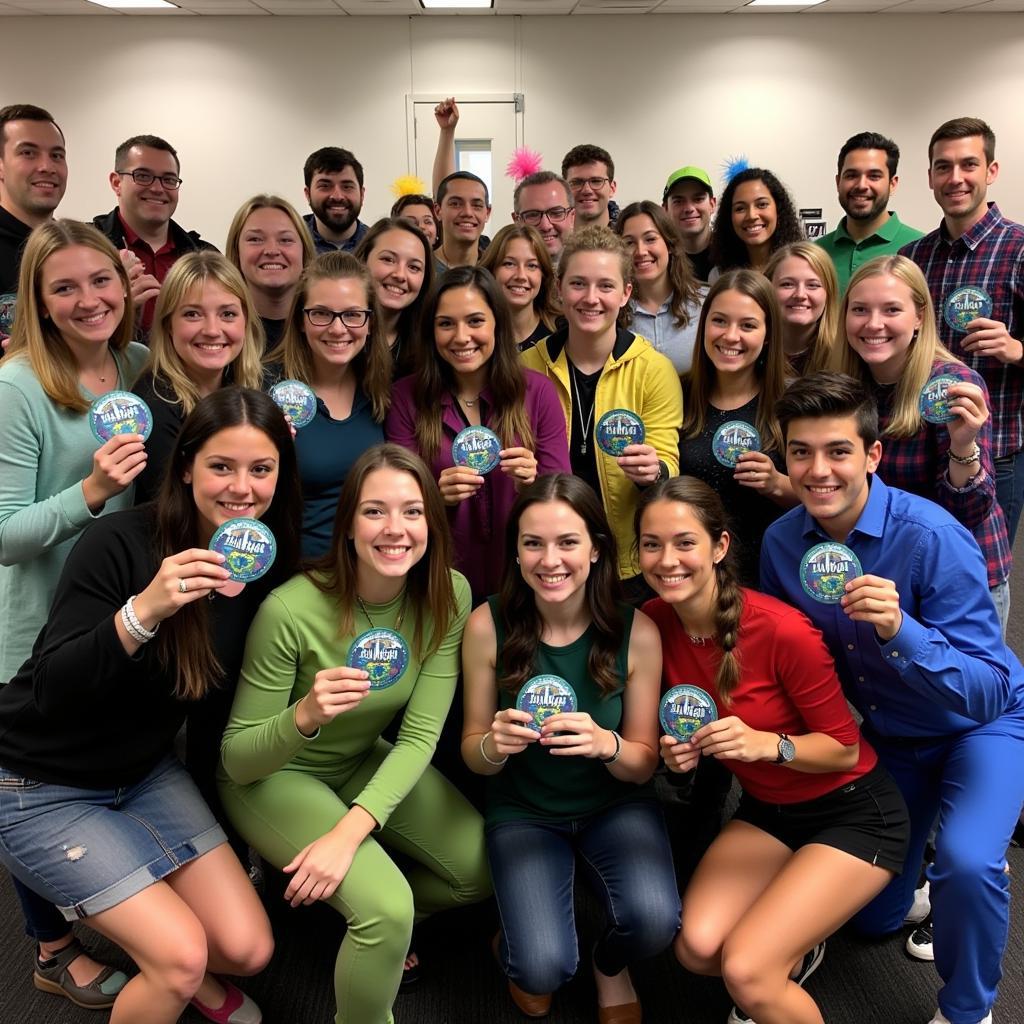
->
xmin=225 ymin=194 xmax=315 ymax=352
xmin=266 ymin=251 xmax=391 ymax=558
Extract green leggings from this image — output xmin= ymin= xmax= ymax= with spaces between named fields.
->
xmin=219 ymin=740 xmax=491 ymax=1024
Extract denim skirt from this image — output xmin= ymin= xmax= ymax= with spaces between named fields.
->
xmin=0 ymin=754 xmax=226 ymax=920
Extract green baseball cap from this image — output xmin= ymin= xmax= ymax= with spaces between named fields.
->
xmin=663 ymin=166 xmax=714 ymax=200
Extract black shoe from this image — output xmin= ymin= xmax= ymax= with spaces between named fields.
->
xmin=906 ymin=914 xmax=934 ymax=962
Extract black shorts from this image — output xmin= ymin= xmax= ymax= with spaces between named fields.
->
xmin=732 ymin=762 xmax=910 ymax=875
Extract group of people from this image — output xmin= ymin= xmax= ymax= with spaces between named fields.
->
xmin=0 ymin=95 xmax=1021 ymax=1024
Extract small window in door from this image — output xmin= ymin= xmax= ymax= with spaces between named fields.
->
xmin=455 ymin=140 xmax=492 ymax=201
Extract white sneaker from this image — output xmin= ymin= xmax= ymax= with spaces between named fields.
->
xmin=926 ymin=1011 xmax=992 ymax=1024
xmin=906 ymin=914 xmax=934 ymax=961
xmin=904 ymin=879 xmax=931 ymax=924
xmin=726 ymin=942 xmax=825 ymax=1024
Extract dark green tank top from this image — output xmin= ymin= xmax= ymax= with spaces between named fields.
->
xmin=484 ymin=597 xmax=654 ymax=826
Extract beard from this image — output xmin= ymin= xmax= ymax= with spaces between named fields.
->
xmin=312 ymin=196 xmax=361 ymax=233
xmin=841 ymin=191 xmax=889 ymax=223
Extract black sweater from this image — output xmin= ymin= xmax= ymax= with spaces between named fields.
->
xmin=0 ymin=506 xmax=268 ymax=789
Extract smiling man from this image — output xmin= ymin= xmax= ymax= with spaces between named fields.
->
xmin=562 ymin=143 xmax=618 ymax=229
xmin=901 ymin=117 xmax=1024 ymax=547
xmin=0 ymin=104 xmax=67 ymax=338
xmin=818 ymin=132 xmax=923 ymax=294
xmin=93 ymin=134 xmax=215 ymax=335
xmin=762 ymin=372 xmax=1024 ymax=1024
xmin=433 ymin=171 xmax=491 ymax=271
xmin=662 ymin=166 xmax=716 ymax=283
xmin=303 ymin=146 xmax=368 ymax=255
xmin=513 ymin=171 xmax=575 ymax=266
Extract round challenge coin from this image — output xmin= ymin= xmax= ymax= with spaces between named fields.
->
xmin=918 ymin=373 xmax=961 ymax=425
xmin=347 ymin=628 xmax=410 ymax=690
xmin=595 ymin=409 xmax=645 ymax=457
xmin=712 ymin=420 xmax=761 ymax=468
xmin=270 ymin=379 xmax=317 ymax=428
xmin=800 ymin=541 xmax=863 ymax=604
xmin=944 ymin=286 xmax=993 ymax=333
xmin=515 ymin=674 xmax=577 ymax=732
xmin=88 ymin=391 xmax=153 ymax=444
xmin=659 ymin=685 xmax=718 ymax=742
xmin=209 ymin=518 xmax=277 ymax=583
xmin=451 ymin=425 xmax=502 ymax=474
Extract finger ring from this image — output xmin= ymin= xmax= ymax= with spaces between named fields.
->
xmin=178 ymin=578 xmax=188 ymax=594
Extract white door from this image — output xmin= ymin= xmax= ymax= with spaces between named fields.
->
xmin=407 ymin=94 xmax=524 ymax=237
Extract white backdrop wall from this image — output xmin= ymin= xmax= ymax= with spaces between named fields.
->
xmin=2 ymin=13 xmax=1023 ymax=248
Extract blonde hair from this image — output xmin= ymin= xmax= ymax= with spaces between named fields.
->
xmin=765 ymin=241 xmax=841 ymax=377
xmin=6 ymin=220 xmax=135 ymax=413
xmin=145 ymin=252 xmax=265 ymax=417
xmin=267 ymin=251 xmax=391 ymax=422
xmin=224 ymin=194 xmax=315 ymax=283
xmin=834 ymin=255 xmax=960 ymax=437
xmin=558 ymin=225 xmax=635 ymax=330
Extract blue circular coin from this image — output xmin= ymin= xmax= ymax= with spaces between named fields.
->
xmin=515 ymin=674 xmax=577 ymax=732
xmin=918 ymin=373 xmax=961 ymax=425
xmin=800 ymin=541 xmax=862 ymax=604
xmin=659 ymin=685 xmax=718 ymax=742
xmin=712 ymin=420 xmax=761 ymax=467
xmin=944 ymin=285 xmax=993 ymax=333
xmin=452 ymin=425 xmax=502 ymax=474
xmin=209 ymin=518 xmax=277 ymax=583
xmin=347 ymin=628 xmax=410 ymax=690
xmin=270 ymin=379 xmax=317 ymax=428
xmin=595 ymin=408 xmax=645 ymax=457
xmin=88 ymin=390 xmax=153 ymax=444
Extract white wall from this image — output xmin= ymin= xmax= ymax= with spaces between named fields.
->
xmin=2 ymin=12 xmax=1023 ymax=247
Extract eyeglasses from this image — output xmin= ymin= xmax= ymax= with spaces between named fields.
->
xmin=303 ymin=307 xmax=372 ymax=328
xmin=116 ymin=169 xmax=183 ymax=190
xmin=567 ymin=176 xmax=610 ymax=192
xmin=518 ymin=206 xmax=572 ymax=226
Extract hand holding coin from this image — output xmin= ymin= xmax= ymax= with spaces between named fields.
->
xmin=490 ymin=708 xmax=540 ymax=756
xmin=840 ymin=573 xmax=903 ymax=641
xmin=297 ymin=666 xmax=372 ymax=733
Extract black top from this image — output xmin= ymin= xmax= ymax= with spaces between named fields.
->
xmin=678 ymin=394 xmax=785 ymax=585
xmin=517 ymin=320 xmax=550 ymax=353
xmin=566 ymin=359 xmax=602 ymax=496
xmin=261 ymin=316 xmax=286 ymax=354
xmin=131 ymin=372 xmax=186 ymax=505
xmin=0 ymin=506 xmax=270 ymax=789
xmin=0 ymin=205 xmax=31 ymax=338
xmin=685 ymin=247 xmax=713 ymax=284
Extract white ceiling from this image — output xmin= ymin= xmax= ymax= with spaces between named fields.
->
xmin=2 ymin=0 xmax=1021 ymax=14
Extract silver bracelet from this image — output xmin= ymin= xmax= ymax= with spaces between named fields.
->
xmin=122 ymin=595 xmax=159 ymax=643
xmin=948 ymin=444 xmax=981 ymax=466
xmin=480 ymin=731 xmax=509 ymax=767
xmin=600 ymin=730 xmax=622 ymax=765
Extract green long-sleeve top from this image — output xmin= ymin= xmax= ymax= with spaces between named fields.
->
xmin=219 ymin=569 xmax=471 ymax=829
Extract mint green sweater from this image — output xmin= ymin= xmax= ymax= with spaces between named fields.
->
xmin=0 ymin=344 xmax=149 ymax=681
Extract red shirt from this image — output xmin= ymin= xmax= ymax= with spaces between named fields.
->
xmin=119 ymin=213 xmax=177 ymax=334
xmin=643 ymin=588 xmax=877 ymax=804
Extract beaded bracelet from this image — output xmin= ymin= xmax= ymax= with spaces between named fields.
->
xmin=121 ymin=595 xmax=159 ymax=644
xmin=948 ymin=444 xmax=981 ymax=466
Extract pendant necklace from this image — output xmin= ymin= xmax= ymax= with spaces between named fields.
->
xmin=568 ymin=361 xmax=597 ymax=457
xmin=357 ymin=593 xmax=407 ymax=631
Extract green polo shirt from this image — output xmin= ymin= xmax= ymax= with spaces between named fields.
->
xmin=817 ymin=212 xmax=924 ymax=294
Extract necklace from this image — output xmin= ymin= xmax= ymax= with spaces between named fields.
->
xmin=96 ymin=349 xmax=115 ymax=385
xmin=568 ymin=360 xmax=597 ymax=456
xmin=458 ymin=394 xmax=479 ymax=408
xmin=687 ymin=632 xmax=715 ymax=646
xmin=357 ymin=592 xmax=407 ymax=631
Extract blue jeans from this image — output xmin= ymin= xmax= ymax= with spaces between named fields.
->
xmin=487 ymin=800 xmax=680 ymax=995
xmin=994 ymin=451 xmax=1024 ymax=547
xmin=852 ymin=715 xmax=1024 ymax=1024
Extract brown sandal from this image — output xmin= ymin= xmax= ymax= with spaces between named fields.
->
xmin=33 ymin=937 xmax=129 ymax=1010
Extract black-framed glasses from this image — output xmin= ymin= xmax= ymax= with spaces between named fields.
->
xmin=116 ymin=169 xmax=183 ymax=190
xmin=304 ymin=307 xmax=372 ymax=328
xmin=567 ymin=176 xmax=610 ymax=191
xmin=518 ymin=206 xmax=572 ymax=226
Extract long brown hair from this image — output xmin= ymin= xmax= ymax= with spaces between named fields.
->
xmin=155 ymin=387 xmax=301 ymax=700
xmin=616 ymin=200 xmax=703 ymax=330
xmin=267 ymin=251 xmax=391 ymax=421
xmin=682 ymin=269 xmax=787 ymax=452
xmin=635 ymin=477 xmax=744 ymax=704
xmin=414 ymin=265 xmax=534 ymax=460
xmin=497 ymin=474 xmax=624 ymax=696
xmin=6 ymin=220 xmax=135 ymax=412
xmin=478 ymin=223 xmax=559 ymax=333
xmin=146 ymin=251 xmax=265 ymax=416
xmin=308 ymin=444 xmax=456 ymax=659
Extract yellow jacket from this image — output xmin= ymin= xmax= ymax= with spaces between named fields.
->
xmin=521 ymin=327 xmax=683 ymax=578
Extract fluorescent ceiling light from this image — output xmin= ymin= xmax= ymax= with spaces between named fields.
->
xmin=86 ymin=0 xmax=178 ymax=8
xmin=747 ymin=0 xmax=827 ymax=5
xmin=419 ymin=0 xmax=494 ymax=8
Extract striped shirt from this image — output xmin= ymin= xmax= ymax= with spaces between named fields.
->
xmin=901 ymin=204 xmax=1024 ymax=458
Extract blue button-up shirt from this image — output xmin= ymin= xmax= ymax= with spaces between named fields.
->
xmin=760 ymin=475 xmax=1024 ymax=739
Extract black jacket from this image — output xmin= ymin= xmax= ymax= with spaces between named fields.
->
xmin=92 ymin=207 xmax=218 ymax=257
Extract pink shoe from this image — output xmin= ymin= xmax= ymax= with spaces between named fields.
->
xmin=190 ymin=978 xmax=262 ymax=1024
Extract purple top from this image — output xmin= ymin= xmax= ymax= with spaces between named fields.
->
xmin=386 ymin=369 xmax=571 ymax=602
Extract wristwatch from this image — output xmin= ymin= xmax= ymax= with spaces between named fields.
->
xmin=775 ymin=734 xmax=796 ymax=764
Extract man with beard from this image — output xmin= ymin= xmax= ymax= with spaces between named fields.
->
xmin=303 ymin=146 xmax=368 ymax=255
xmin=818 ymin=132 xmax=922 ymax=293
